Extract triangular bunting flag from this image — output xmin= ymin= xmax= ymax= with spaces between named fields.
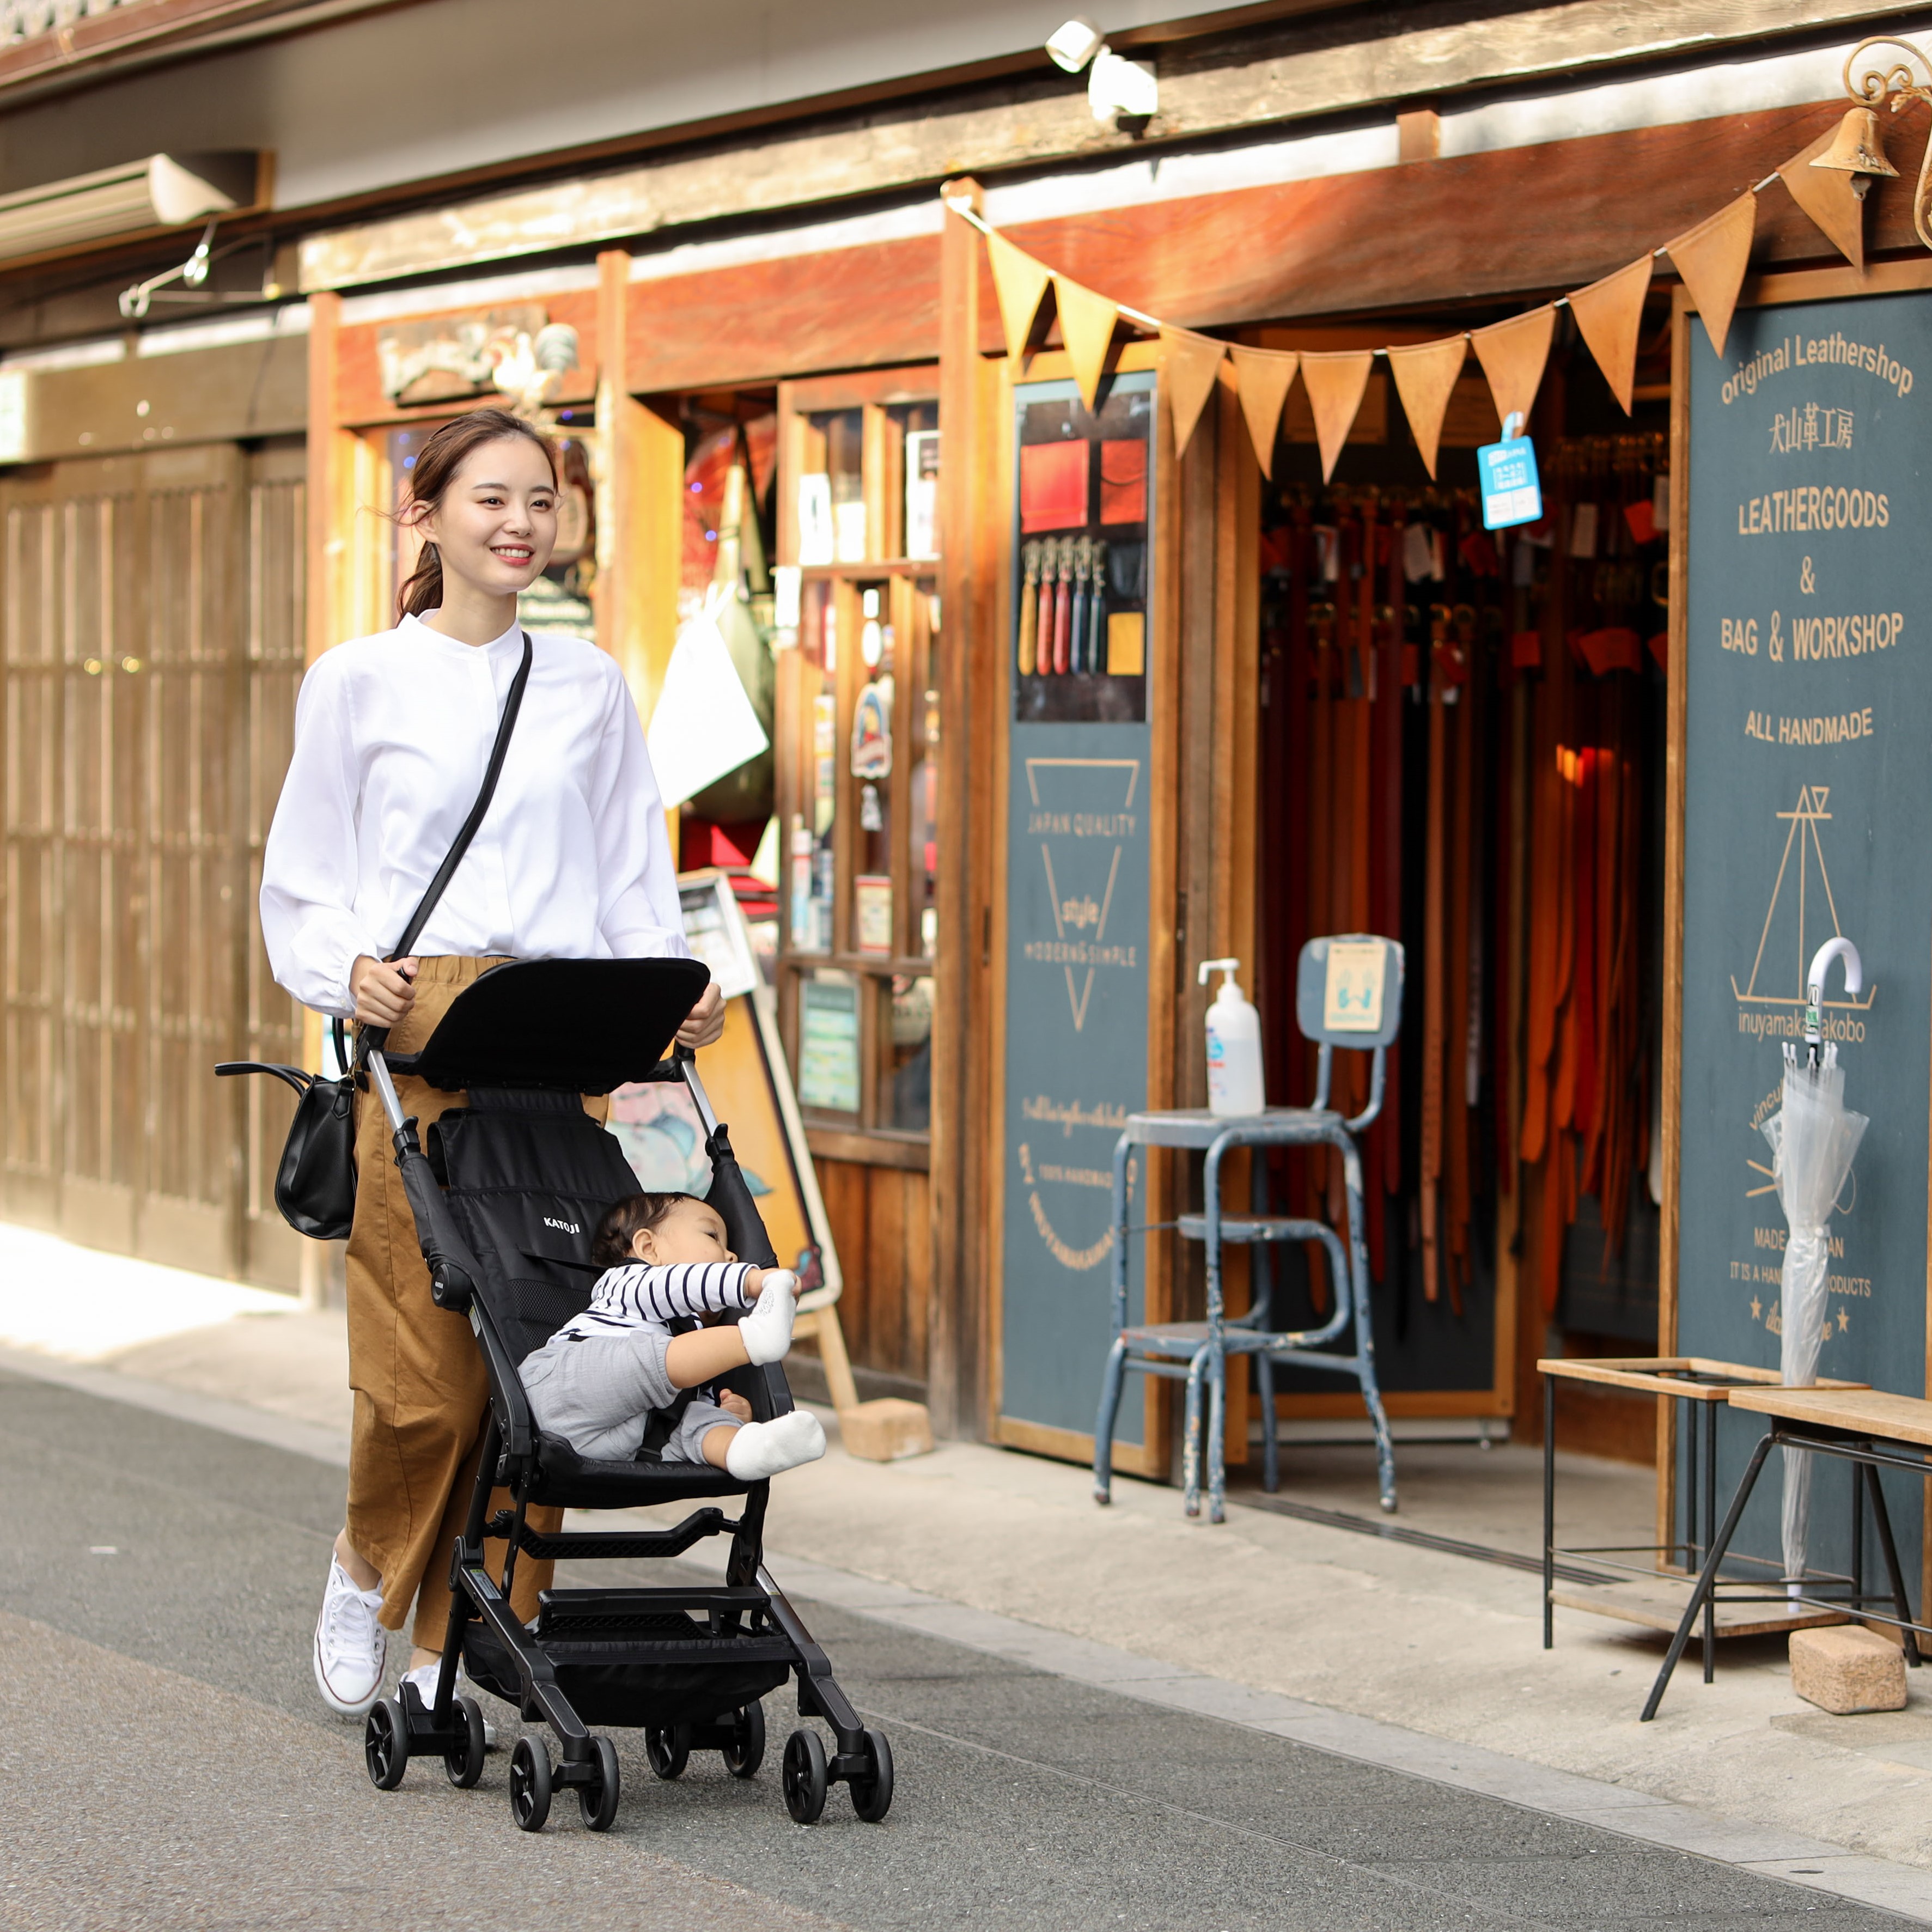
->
xmin=1055 ymin=275 xmax=1121 ymax=413
xmin=1385 ymin=335 xmax=1467 ymax=480
xmin=985 ymin=229 xmax=1052 ymax=368
xmin=1160 ymin=325 xmax=1225 ymax=461
xmin=1227 ymin=345 xmax=1299 ymax=479
xmin=1471 ymin=306 xmax=1556 ymax=434
xmin=1779 ymin=129 xmax=1864 ymax=273
xmin=1666 ymin=192 xmax=1756 ymax=358
xmin=1301 ymin=350 xmax=1375 ymax=483
xmin=1568 ymin=253 xmax=1654 ymax=413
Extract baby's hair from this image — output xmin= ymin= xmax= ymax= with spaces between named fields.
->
xmin=592 ymin=1192 xmax=700 ymax=1269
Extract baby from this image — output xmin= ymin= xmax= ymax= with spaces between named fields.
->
xmin=520 ymin=1191 xmax=827 ymax=1480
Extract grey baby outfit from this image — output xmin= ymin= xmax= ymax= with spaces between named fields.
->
xmin=522 ymin=1260 xmax=757 ymax=1463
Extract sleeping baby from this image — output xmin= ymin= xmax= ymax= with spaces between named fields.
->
xmin=520 ymin=1190 xmax=827 ymax=1480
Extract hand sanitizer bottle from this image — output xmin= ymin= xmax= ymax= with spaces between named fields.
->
xmin=1199 ymin=959 xmax=1264 ymax=1117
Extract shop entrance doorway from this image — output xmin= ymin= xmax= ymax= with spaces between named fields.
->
xmin=1247 ymin=325 xmax=1669 ymax=1455
xmin=0 ymin=438 xmax=308 ymax=1284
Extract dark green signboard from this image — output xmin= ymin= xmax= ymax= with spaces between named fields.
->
xmin=1680 ymin=288 xmax=1932 ymax=1578
xmin=1001 ymin=371 xmax=1156 ymax=1443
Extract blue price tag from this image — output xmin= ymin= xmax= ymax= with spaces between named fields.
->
xmin=1477 ymin=434 xmax=1543 ymax=531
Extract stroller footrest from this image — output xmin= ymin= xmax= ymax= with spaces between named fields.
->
xmin=486 ymin=1504 xmax=734 ymax=1561
xmin=535 ymin=1586 xmax=769 ymax=1638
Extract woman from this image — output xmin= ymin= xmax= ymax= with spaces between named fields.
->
xmin=260 ymin=407 xmax=722 ymax=1717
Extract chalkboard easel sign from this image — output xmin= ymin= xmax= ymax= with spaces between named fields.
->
xmin=1666 ymin=261 xmax=1932 ymax=1600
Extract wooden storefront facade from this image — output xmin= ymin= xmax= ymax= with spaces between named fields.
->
xmin=2 ymin=39 xmax=1913 ymax=1478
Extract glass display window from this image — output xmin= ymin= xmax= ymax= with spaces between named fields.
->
xmin=774 ymin=371 xmax=942 ymax=1141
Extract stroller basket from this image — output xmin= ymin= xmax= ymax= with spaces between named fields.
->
xmin=221 ymin=957 xmax=891 ymax=1833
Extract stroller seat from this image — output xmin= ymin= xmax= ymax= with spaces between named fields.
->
xmin=314 ymin=959 xmax=891 ymax=1832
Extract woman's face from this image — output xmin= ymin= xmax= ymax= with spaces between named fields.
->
xmin=411 ymin=434 xmax=558 ymax=600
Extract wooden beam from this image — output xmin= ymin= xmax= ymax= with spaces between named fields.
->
xmin=582 ymin=101 xmax=1906 ymax=397
xmin=931 ymin=179 xmax=983 ymax=1440
xmin=596 ymin=249 xmax=681 ymax=738
xmin=16 ymin=331 xmax=305 ymax=465
xmin=298 ymin=0 xmax=1912 ymax=292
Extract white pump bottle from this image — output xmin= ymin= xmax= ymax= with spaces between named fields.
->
xmin=1199 ymin=958 xmax=1265 ymax=1117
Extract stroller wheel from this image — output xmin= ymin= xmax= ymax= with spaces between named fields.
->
xmin=444 ymin=1696 xmax=487 ymax=1790
xmin=848 ymin=1728 xmax=894 ymax=1824
xmin=364 ymin=1695 xmax=409 ymax=1791
xmin=722 ymin=1700 xmax=766 ymax=1779
xmin=645 ymin=1724 xmax=691 ymax=1780
xmin=509 ymin=1734 xmax=552 ymax=1832
xmin=781 ymin=1728 xmax=828 ymax=1825
xmin=578 ymin=1735 xmax=620 ymax=1832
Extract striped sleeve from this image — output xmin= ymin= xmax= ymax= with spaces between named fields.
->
xmin=639 ymin=1262 xmax=757 ymax=1321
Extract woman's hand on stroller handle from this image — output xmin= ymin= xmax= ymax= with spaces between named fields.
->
xmin=351 ymin=954 xmax=419 ymax=1026
xmin=675 ymin=982 xmax=725 ymax=1051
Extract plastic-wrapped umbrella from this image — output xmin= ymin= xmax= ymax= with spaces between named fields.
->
xmin=1759 ymin=937 xmax=1868 ymax=1595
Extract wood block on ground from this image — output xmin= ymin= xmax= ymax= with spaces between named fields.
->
xmin=838 ymin=1397 xmax=934 ymax=1462
xmin=1790 ymin=1624 xmax=1908 ymax=1714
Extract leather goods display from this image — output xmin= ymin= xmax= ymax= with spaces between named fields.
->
xmin=1256 ymin=430 xmax=1665 ymax=1340
xmin=219 ymin=631 xmax=536 ymax=1241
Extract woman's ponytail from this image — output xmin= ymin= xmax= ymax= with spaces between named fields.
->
xmin=392 ymin=406 xmax=557 ymax=624
xmin=398 ymin=539 xmax=443 ymax=618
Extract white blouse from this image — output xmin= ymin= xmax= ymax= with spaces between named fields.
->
xmin=260 ymin=615 xmax=687 ymax=1017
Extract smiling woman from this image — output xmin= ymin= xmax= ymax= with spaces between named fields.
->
xmin=257 ymin=405 xmax=726 ymax=1722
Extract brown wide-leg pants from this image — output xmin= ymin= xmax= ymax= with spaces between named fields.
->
xmin=344 ymin=955 xmax=591 ymax=1646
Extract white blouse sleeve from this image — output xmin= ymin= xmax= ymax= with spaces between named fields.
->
xmin=259 ymin=659 xmax=382 ymax=1017
xmin=589 ymin=663 xmax=689 ymax=960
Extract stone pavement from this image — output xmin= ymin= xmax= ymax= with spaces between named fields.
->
xmin=6 ymin=1218 xmax=1932 ymax=1920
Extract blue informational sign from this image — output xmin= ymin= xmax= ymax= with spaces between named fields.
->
xmin=1001 ymin=370 xmax=1155 ymax=1449
xmin=1679 ymin=288 xmax=1932 ymax=1590
xmin=1477 ymin=432 xmax=1543 ymax=530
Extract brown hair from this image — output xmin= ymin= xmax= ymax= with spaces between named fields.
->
xmin=395 ymin=407 xmax=559 ymax=621
xmin=592 ymin=1191 xmax=702 ymax=1269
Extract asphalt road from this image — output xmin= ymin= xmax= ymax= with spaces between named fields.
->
xmin=0 ymin=1366 xmax=1913 ymax=1932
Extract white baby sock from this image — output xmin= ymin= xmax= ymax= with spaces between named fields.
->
xmin=724 ymin=1410 xmax=827 ymax=1480
xmin=737 ymin=1269 xmax=800 ymax=1365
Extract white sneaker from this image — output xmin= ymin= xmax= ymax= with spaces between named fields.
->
xmin=313 ymin=1557 xmax=387 ymax=1717
xmin=402 ymin=1661 xmax=498 ymax=1747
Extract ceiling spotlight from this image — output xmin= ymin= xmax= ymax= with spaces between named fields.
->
xmin=1087 ymin=46 xmax=1158 ymax=124
xmin=1044 ymin=17 xmax=1158 ymax=127
xmin=1045 ymin=17 xmax=1103 ymax=72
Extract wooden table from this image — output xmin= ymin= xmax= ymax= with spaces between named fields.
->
xmin=1539 ymin=1360 xmax=1866 ymax=1685
xmin=1641 ymin=1382 xmax=1928 ymax=1720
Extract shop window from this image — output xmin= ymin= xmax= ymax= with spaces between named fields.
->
xmin=774 ymin=376 xmax=941 ymax=1141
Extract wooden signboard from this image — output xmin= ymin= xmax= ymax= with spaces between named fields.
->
xmin=1668 ymin=265 xmax=1932 ymax=1588
xmin=993 ymin=364 xmax=1160 ymax=1463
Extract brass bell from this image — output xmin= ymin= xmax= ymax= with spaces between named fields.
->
xmin=1812 ymin=105 xmax=1899 ymax=194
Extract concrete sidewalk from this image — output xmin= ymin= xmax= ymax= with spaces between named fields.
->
xmin=7 ymin=1218 xmax=1932 ymax=1908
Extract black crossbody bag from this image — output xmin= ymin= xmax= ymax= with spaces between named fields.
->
xmin=219 ymin=632 xmax=535 ymax=1240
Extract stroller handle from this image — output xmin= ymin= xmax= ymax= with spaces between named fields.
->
xmin=367 ymin=1050 xmax=409 ymax=1135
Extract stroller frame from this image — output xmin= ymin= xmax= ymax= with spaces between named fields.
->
xmin=241 ymin=959 xmax=889 ymax=1833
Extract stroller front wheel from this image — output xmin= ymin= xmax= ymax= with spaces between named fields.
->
xmin=782 ymin=1727 xmax=828 ymax=1824
xmin=578 ymin=1735 xmax=620 ymax=1831
xmin=364 ymin=1695 xmax=409 ymax=1791
xmin=509 ymin=1734 xmax=552 ymax=1831
xmin=848 ymin=1727 xmax=894 ymax=1823
xmin=722 ymin=1700 xmax=765 ymax=1779
xmin=444 ymin=1696 xmax=487 ymax=1790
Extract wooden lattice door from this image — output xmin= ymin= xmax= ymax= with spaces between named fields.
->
xmin=0 ymin=440 xmax=306 ymax=1281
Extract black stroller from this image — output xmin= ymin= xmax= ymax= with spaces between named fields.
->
xmin=305 ymin=958 xmax=887 ymax=1832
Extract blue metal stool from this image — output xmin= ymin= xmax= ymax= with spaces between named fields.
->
xmin=1092 ymin=935 xmax=1405 ymax=1524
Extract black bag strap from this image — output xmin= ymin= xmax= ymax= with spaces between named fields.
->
xmin=357 ymin=630 xmax=534 ymax=1063
xmin=391 ymin=630 xmax=534 ymax=962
